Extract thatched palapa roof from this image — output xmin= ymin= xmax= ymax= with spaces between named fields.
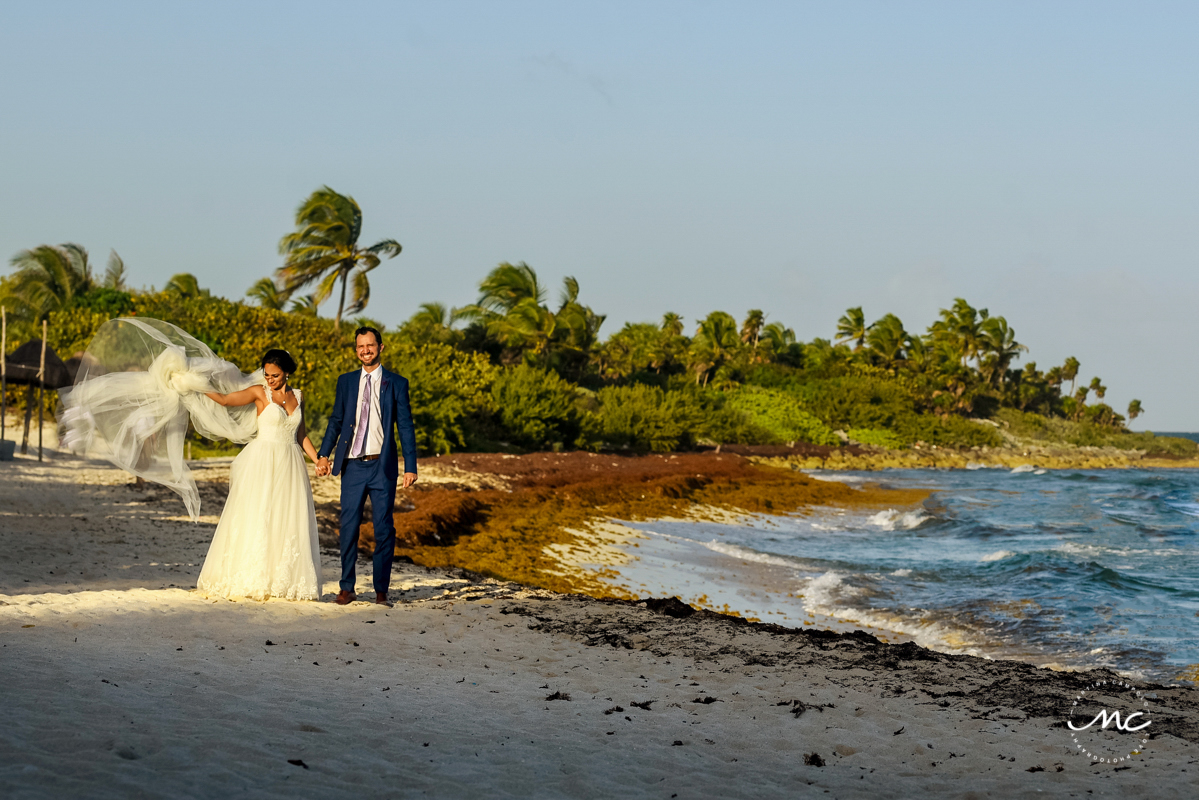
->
xmin=2 ymin=340 xmax=73 ymax=389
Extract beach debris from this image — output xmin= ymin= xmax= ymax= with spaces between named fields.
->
xmin=672 ymin=740 xmax=684 ymax=746
xmin=691 ymin=696 xmax=722 ymax=704
xmin=1026 ymin=765 xmax=1044 ymax=772
xmin=603 ymin=706 xmax=624 ymax=715
xmin=101 ymin=679 xmax=119 ymax=687
xmin=777 ymin=699 xmax=824 ymax=717
xmin=893 ymin=726 xmax=905 ymax=735
xmin=287 ymin=759 xmax=309 ymax=769
xmin=630 ymin=700 xmax=654 ymax=710
xmin=265 ymin=640 xmax=276 ymax=646
xmin=803 ymin=752 xmax=825 ymax=767
xmin=644 ymin=597 xmax=695 ymax=618
xmin=545 ymin=690 xmax=571 ymax=701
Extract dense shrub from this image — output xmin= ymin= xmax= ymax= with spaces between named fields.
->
xmin=992 ymin=408 xmax=1198 ymax=455
xmin=588 ymin=384 xmax=704 ymax=452
xmin=490 ymin=364 xmax=581 ymax=450
xmin=847 ymin=428 xmax=904 ymax=449
xmin=888 ymin=414 xmax=1002 ymax=448
xmin=385 ymin=342 xmax=497 ymax=456
xmin=722 ymin=386 xmax=839 ymax=445
xmin=71 ymin=288 xmax=136 ymax=317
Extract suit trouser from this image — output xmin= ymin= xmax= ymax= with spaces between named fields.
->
xmin=338 ymin=459 xmax=398 ymax=594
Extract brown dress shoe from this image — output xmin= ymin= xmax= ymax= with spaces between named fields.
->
xmin=335 ymin=590 xmax=356 ymax=605
xmin=375 ymin=592 xmax=392 ymax=606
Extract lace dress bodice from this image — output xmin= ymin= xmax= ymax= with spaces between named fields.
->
xmin=257 ymin=385 xmax=302 ymax=445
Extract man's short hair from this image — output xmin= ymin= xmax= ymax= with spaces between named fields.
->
xmin=355 ymin=326 xmax=383 ymax=346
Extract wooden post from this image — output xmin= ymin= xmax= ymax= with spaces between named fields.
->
xmin=38 ymin=320 xmax=46 ymax=462
xmin=1 ymin=305 xmax=6 ymax=442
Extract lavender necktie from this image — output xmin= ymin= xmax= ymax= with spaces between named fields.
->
xmin=351 ymin=373 xmax=371 ymax=457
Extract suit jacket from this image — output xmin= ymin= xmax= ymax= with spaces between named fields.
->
xmin=319 ymin=367 xmax=417 ymax=479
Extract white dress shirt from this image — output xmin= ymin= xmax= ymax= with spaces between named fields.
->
xmin=352 ymin=366 xmax=385 ymax=458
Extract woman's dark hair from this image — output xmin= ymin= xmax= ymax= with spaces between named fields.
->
xmin=261 ymin=349 xmax=297 ymax=374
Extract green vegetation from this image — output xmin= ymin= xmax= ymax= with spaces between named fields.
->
xmin=276 ymin=186 xmax=402 ymax=327
xmin=993 ymin=409 xmax=1197 ymax=457
xmin=721 ymin=386 xmax=839 ymax=446
xmin=2 ymin=187 xmax=1180 ymax=459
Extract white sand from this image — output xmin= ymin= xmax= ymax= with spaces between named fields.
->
xmin=2 ymin=454 xmax=1197 ymax=798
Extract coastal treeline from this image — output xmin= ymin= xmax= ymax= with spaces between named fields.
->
xmin=2 ymin=187 xmax=1176 ymax=457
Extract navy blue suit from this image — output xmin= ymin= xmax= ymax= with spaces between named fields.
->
xmin=319 ymin=367 xmax=418 ymax=594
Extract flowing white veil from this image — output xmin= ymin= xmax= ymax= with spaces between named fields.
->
xmin=58 ymin=318 xmax=266 ymax=520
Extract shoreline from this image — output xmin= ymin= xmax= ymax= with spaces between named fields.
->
xmin=2 ymin=454 xmax=1198 ymax=796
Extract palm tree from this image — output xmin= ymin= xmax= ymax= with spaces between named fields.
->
xmin=760 ymin=321 xmax=795 ymax=351
xmin=1061 ymin=357 xmax=1080 ymax=394
xmin=1072 ymin=386 xmax=1090 ymax=419
xmin=164 ymin=273 xmax=210 ymax=299
xmin=458 ymin=263 xmax=604 ymax=370
xmin=102 ymin=251 xmax=128 ymax=291
xmin=835 ymin=307 xmax=871 ymax=351
xmin=289 ymin=294 xmax=320 ymax=316
xmin=1127 ymin=399 xmax=1143 ymax=422
xmin=246 ymin=277 xmax=290 ymax=310
xmin=979 ymin=316 xmax=1027 ymax=387
xmin=6 ymin=243 xmax=94 ymax=319
xmin=930 ymin=298 xmax=988 ymax=368
xmin=402 ymin=301 xmax=466 ymax=344
xmin=740 ymin=309 xmax=765 ymax=347
xmin=865 ymin=313 xmax=908 ymax=370
xmin=276 ymin=186 xmax=402 ymax=328
xmin=1089 ymin=377 xmax=1106 ymax=401
xmin=690 ymin=311 xmax=740 ymax=385
xmin=554 ymin=278 xmax=606 ymax=364
xmin=661 ymin=312 xmax=684 ymax=337
xmin=468 ymin=262 xmax=545 ymax=316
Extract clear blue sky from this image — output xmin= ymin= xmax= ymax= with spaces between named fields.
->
xmin=2 ymin=1 xmax=1197 ymax=428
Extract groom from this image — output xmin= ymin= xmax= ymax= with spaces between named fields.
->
xmin=316 ymin=326 xmax=418 ymax=605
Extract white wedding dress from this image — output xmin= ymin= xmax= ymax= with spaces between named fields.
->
xmin=195 ymin=385 xmax=322 ymax=601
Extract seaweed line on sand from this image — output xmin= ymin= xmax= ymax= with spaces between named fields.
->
xmin=352 ymin=451 xmax=926 ymax=599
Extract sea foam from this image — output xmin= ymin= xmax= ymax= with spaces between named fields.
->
xmin=867 ymin=509 xmax=930 ymax=530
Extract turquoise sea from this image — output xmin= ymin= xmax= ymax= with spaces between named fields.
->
xmin=600 ymin=467 xmax=1199 ymax=684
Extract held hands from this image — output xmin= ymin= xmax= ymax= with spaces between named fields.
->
xmin=312 ymin=457 xmax=415 ymax=486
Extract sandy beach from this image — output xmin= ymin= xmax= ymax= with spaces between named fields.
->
xmin=2 ymin=448 xmax=1198 ymax=798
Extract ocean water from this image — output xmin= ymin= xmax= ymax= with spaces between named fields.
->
xmin=601 ymin=468 xmax=1199 ymax=684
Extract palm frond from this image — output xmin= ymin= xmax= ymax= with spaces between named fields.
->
xmin=104 ymin=250 xmax=127 ymax=291
xmin=366 ymin=239 xmax=402 ymax=258
xmin=559 ymin=276 xmax=579 ymax=309
xmin=312 ymin=270 xmax=341 ymax=306
xmin=164 ymin=273 xmax=208 ymax=299
xmin=346 ymin=268 xmax=372 ymax=315
xmin=289 ymin=294 xmax=320 ymax=316
xmin=246 ymin=277 xmax=290 ymax=310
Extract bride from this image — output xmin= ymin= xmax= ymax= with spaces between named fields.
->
xmin=59 ymin=318 xmax=323 ymax=601
xmin=197 ymin=348 xmax=322 ymax=601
